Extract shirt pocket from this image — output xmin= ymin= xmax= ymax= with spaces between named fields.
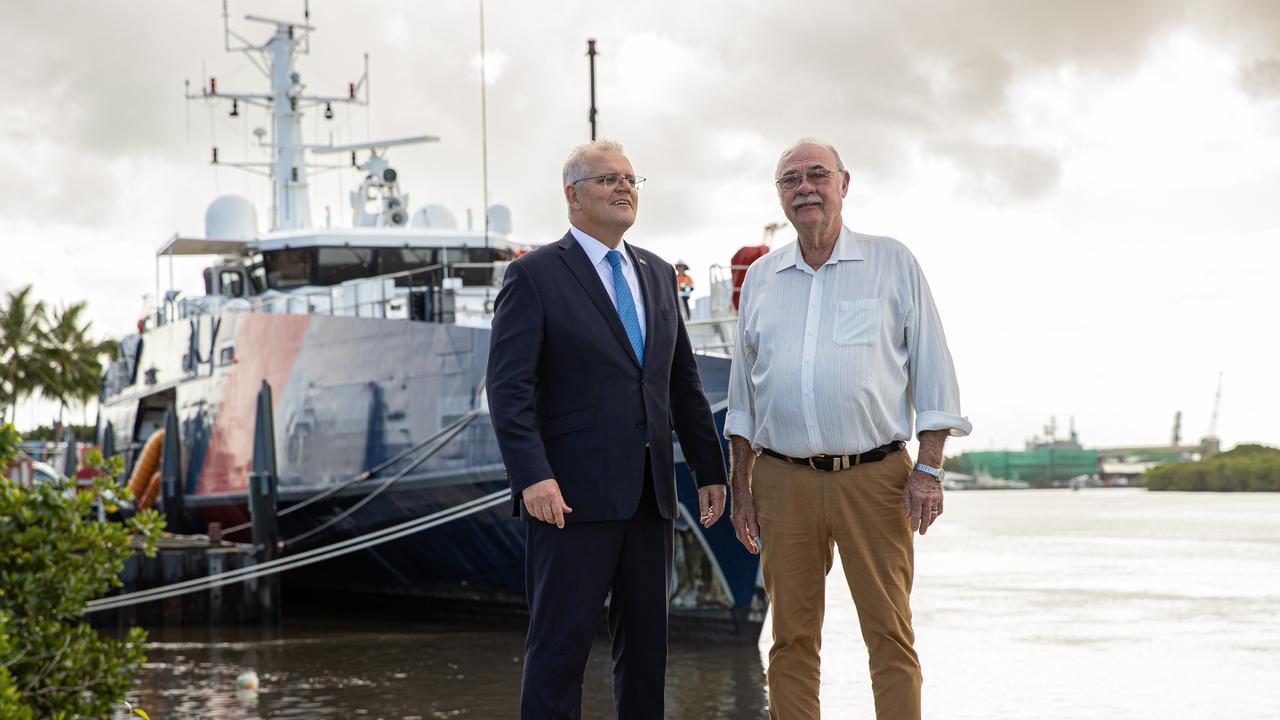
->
xmin=833 ymin=299 xmax=882 ymax=346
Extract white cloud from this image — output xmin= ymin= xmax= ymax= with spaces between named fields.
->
xmin=2 ymin=0 xmax=1278 ymax=451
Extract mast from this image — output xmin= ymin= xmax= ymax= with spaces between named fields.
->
xmin=587 ymin=39 xmax=598 ymax=140
xmin=265 ymin=20 xmax=311 ymax=230
xmin=192 ymin=2 xmax=375 ymax=232
xmin=1207 ymin=372 xmax=1223 ymax=440
xmin=189 ymin=3 xmax=448 ymax=237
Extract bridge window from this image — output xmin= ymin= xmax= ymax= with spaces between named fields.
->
xmin=316 ymin=247 xmax=375 ymax=286
xmin=218 ymin=270 xmax=245 ymax=298
xmin=263 ymin=248 xmax=315 ymax=289
xmin=380 ymin=247 xmax=439 ymax=275
xmin=248 ymin=264 xmax=267 ymax=293
xmin=446 ymin=247 xmax=513 ymax=286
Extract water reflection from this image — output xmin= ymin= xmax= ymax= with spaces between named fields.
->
xmin=115 ymin=614 xmax=767 ymax=719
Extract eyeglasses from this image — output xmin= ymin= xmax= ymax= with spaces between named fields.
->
xmin=775 ymin=167 xmax=842 ymax=191
xmin=574 ymin=173 xmax=646 ymax=190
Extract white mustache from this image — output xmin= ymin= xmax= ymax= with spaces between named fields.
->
xmin=791 ymin=193 xmax=823 ymax=209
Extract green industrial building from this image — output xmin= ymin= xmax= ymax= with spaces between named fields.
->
xmin=955 ymin=448 xmax=1099 ymax=487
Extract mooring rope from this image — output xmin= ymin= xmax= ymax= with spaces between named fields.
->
xmin=281 ymin=408 xmax=482 ymax=548
xmin=220 ymin=409 xmax=482 ymax=537
xmin=83 ymin=489 xmax=510 ymax=614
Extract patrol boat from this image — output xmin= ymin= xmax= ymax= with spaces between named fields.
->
xmin=96 ymin=7 xmax=763 ymax=641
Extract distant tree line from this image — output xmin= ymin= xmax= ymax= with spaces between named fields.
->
xmin=1146 ymin=444 xmax=1280 ymax=492
xmin=0 ymin=285 xmax=117 ymax=427
xmin=20 ymin=423 xmax=96 ymax=443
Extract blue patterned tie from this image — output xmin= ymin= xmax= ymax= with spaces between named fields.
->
xmin=606 ymin=250 xmax=644 ymax=366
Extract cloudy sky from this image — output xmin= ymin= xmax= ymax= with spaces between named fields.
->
xmin=2 ymin=0 xmax=1277 ymax=451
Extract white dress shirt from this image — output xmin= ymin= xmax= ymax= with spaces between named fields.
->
xmin=569 ymin=225 xmax=647 ymax=342
xmin=725 ymin=226 xmax=971 ymax=457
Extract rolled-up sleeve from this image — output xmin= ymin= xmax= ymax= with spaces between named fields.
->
xmin=905 ymin=258 xmax=972 ymax=438
xmin=724 ymin=269 xmax=758 ymax=441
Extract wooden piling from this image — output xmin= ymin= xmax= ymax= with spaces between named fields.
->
xmin=94 ymin=535 xmax=270 ymax=629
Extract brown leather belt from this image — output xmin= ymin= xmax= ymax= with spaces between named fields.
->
xmin=760 ymin=441 xmax=905 ymax=472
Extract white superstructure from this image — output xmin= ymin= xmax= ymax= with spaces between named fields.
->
xmin=154 ymin=2 xmax=520 ymax=331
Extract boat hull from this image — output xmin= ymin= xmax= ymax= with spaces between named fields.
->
xmin=100 ymin=313 xmax=764 ymax=642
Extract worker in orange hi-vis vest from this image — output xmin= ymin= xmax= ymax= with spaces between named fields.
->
xmin=675 ymin=260 xmax=694 ymax=319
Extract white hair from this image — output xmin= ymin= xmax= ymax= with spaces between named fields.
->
xmin=563 ymin=139 xmax=625 ymax=187
xmin=775 ymin=138 xmax=846 ymax=178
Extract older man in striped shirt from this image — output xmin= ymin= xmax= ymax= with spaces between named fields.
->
xmin=726 ymin=139 xmax=971 ymax=720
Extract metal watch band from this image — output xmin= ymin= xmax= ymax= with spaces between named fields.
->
xmin=913 ymin=463 xmax=943 ymax=478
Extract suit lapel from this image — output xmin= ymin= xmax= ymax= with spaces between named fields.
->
xmin=628 ymin=245 xmax=659 ymax=364
xmin=558 ymin=233 xmax=641 ymax=368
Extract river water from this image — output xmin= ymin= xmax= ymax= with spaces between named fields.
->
xmin=114 ymin=489 xmax=1280 ymax=719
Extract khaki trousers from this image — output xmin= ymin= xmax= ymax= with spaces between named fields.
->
xmin=753 ymin=450 xmax=921 ymax=720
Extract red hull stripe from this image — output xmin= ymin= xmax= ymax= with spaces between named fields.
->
xmin=196 ymin=314 xmax=311 ymax=494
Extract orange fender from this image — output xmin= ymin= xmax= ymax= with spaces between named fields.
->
xmin=138 ymin=470 xmax=162 ymax=511
xmin=127 ymin=431 xmax=165 ymax=499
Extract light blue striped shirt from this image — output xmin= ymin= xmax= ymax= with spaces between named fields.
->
xmin=569 ymin=225 xmax=646 ymax=343
xmin=725 ymin=226 xmax=971 ymax=457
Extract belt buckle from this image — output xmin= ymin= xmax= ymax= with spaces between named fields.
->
xmin=811 ymin=455 xmax=839 ymax=472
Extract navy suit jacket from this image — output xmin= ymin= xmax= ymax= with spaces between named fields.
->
xmin=486 ymin=232 xmax=726 ymax=522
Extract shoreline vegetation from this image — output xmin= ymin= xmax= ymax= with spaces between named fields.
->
xmin=1 ymin=423 xmax=165 ymax=718
xmin=1145 ymin=444 xmax=1280 ymax=492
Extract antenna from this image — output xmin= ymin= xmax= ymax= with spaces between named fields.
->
xmin=587 ymin=39 xmax=598 ymax=140
xmin=479 ymin=0 xmax=490 ymax=250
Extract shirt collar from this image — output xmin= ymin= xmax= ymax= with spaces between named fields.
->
xmin=775 ymin=225 xmax=862 ymax=273
xmin=570 ymin=225 xmax=631 ymax=269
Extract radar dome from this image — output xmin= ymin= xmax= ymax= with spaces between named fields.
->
xmin=411 ymin=205 xmax=457 ymax=229
xmin=486 ymin=204 xmax=512 ymax=235
xmin=206 ymin=195 xmax=258 ymax=240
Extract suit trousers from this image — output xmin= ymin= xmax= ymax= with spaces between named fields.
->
xmin=520 ymin=458 xmax=674 ymax=720
xmin=753 ymin=450 xmax=921 ymax=720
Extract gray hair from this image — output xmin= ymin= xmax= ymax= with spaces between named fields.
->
xmin=775 ymin=138 xmax=846 ymax=178
xmin=563 ymin=139 xmax=625 ymax=187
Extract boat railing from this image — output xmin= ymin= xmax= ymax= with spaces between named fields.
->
xmin=167 ymin=261 xmax=512 ymax=325
xmin=685 ymin=263 xmax=746 ymax=355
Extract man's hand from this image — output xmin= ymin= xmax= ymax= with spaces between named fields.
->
xmin=522 ymin=478 xmax=573 ymax=528
xmin=698 ymin=484 xmax=727 ymax=528
xmin=902 ymin=471 xmax=944 ymax=535
xmin=730 ymin=484 xmax=760 ymax=554
xmin=728 ymin=435 xmax=760 ymax=554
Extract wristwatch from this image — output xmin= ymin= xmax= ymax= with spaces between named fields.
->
xmin=913 ymin=463 xmax=946 ymax=483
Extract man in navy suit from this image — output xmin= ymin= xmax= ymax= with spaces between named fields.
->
xmin=487 ymin=140 xmax=728 ymax=719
